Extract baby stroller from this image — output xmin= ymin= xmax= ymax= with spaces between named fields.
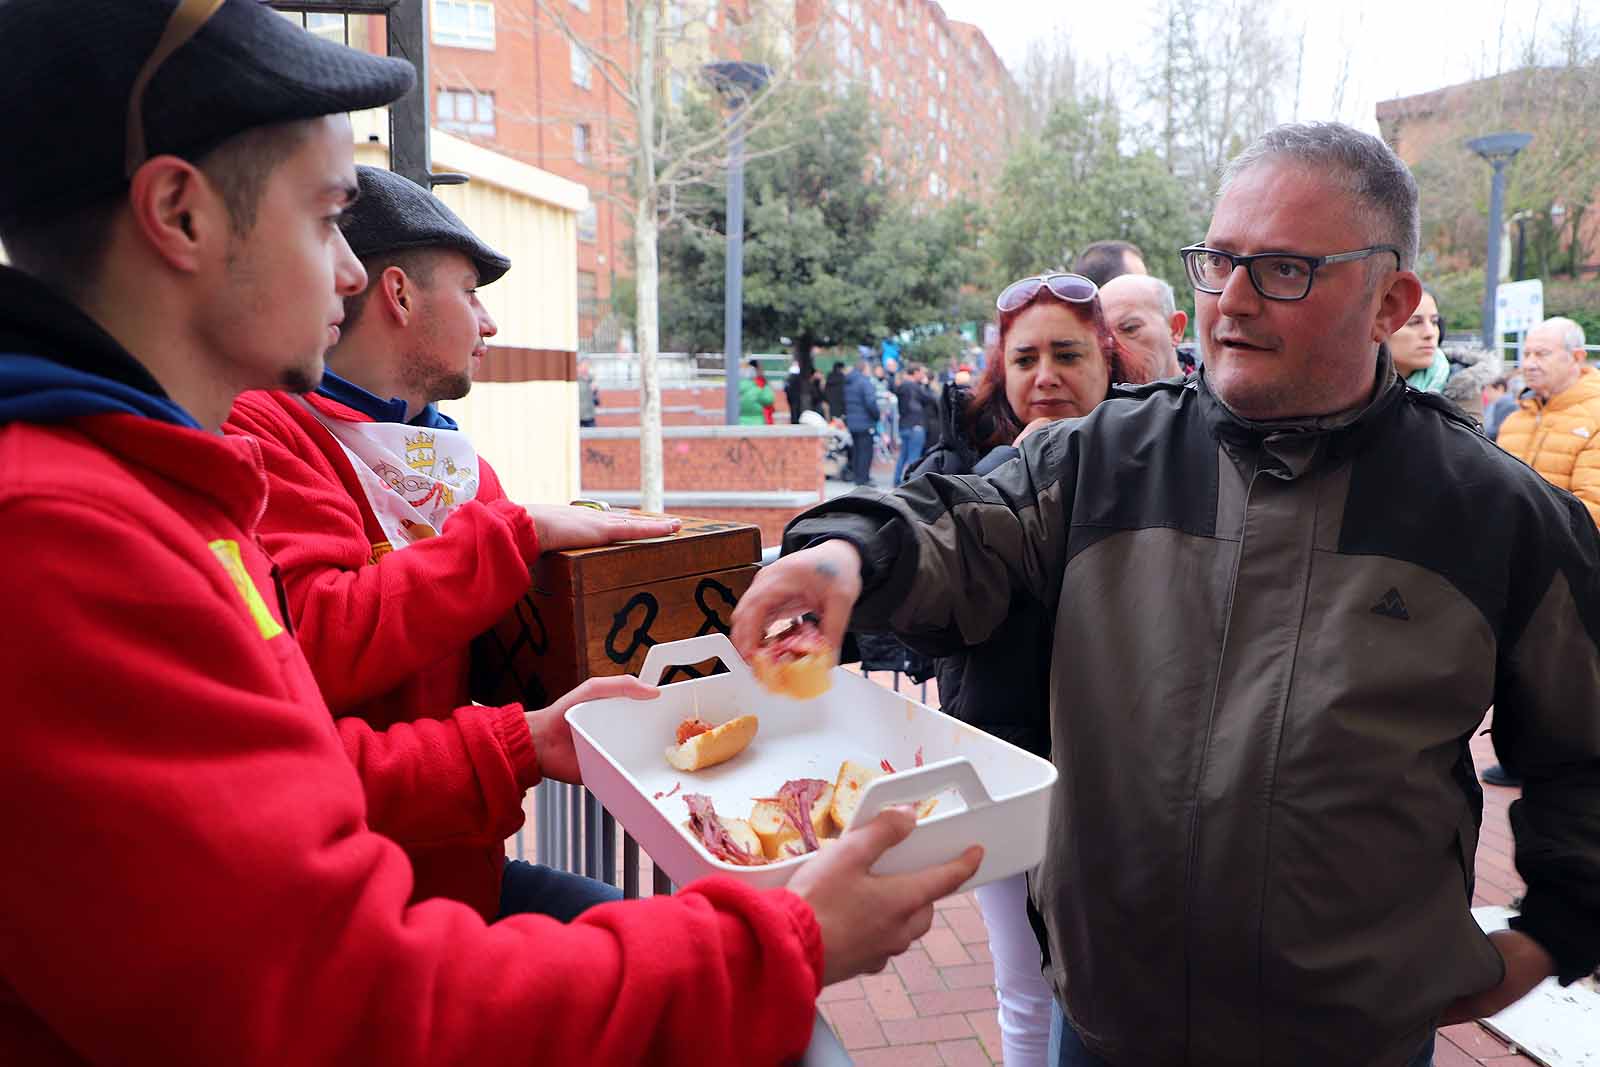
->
xmin=800 ymin=409 xmax=853 ymax=480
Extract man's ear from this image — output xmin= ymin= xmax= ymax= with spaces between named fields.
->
xmin=126 ymin=156 xmax=226 ymax=274
xmin=376 ymin=265 xmax=414 ymax=326
xmin=1169 ymin=310 xmax=1188 ymax=344
xmin=1372 ymin=271 xmax=1423 ymax=344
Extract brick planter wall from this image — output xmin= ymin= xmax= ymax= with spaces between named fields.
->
xmin=594 ymin=382 xmax=794 ymax=428
xmin=579 ymin=425 xmax=826 ymax=545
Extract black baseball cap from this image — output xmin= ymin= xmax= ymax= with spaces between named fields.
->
xmin=0 ymin=0 xmax=416 ymax=229
xmin=343 ymin=165 xmax=512 ymax=286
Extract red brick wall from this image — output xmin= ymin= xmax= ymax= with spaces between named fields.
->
xmin=580 ymin=432 xmax=824 ymax=494
xmin=594 ymin=383 xmax=795 ymax=427
xmin=678 ymin=507 xmax=802 ymax=546
xmin=579 ymin=428 xmax=825 ymax=545
xmin=794 ymin=0 xmax=1019 ymax=203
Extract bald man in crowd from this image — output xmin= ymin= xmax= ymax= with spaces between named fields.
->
xmin=1100 ymin=273 xmax=1186 ymax=381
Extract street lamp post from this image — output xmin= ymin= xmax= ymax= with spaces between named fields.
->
xmin=704 ymin=61 xmax=772 ymax=425
xmin=1467 ymin=132 xmax=1533 ymax=349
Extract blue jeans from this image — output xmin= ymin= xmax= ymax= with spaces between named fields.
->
xmin=1049 ymin=1003 xmax=1435 ymax=1066
xmin=495 ymin=858 xmax=621 ymax=922
xmin=895 ymin=424 xmax=926 ymax=484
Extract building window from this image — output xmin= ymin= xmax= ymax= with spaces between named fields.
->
xmin=938 ymin=33 xmax=947 ymax=57
xmin=670 ymin=73 xmax=687 ymax=107
xmin=578 ymin=204 xmax=598 ymax=243
xmin=570 ymin=0 xmax=589 ymax=10
xmin=869 ymin=21 xmax=880 ymax=49
xmin=433 ymin=0 xmax=495 ymax=50
xmin=437 ymin=88 xmax=495 ymax=137
xmin=869 ymin=66 xmax=881 ymax=94
xmin=570 ymin=40 xmax=592 ymax=89
xmin=834 ymin=32 xmax=851 ymax=67
xmin=706 ymin=0 xmax=717 ymax=27
xmin=832 ymin=0 xmax=849 ymax=19
xmin=577 ymin=269 xmax=599 ymax=340
xmin=927 ymin=97 xmax=937 ymax=119
xmin=304 ymin=12 xmax=347 ymax=42
xmin=574 ymin=123 xmax=591 ymax=164
xmin=939 ymin=142 xmax=948 ymax=165
xmin=937 ymin=70 xmax=946 ymax=92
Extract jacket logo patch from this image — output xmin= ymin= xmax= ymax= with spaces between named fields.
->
xmin=1575 ymin=427 xmax=1591 ymax=439
xmin=1370 ymin=587 xmax=1411 ymax=621
xmin=208 ymin=539 xmax=286 ymax=641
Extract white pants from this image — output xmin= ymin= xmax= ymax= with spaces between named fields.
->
xmin=974 ymin=873 xmax=1054 ymax=1067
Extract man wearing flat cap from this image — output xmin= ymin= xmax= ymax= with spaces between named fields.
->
xmin=225 ymin=166 xmax=677 ymax=923
xmin=0 ymin=2 xmax=980 ymax=1064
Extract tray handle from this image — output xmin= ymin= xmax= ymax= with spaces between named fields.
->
xmin=637 ymin=633 xmax=754 ymax=687
xmin=851 ymin=757 xmax=993 ymax=829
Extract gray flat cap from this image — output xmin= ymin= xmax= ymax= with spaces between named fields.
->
xmin=0 ymin=0 xmax=415 ymax=229
xmin=344 ymin=165 xmax=512 ymax=286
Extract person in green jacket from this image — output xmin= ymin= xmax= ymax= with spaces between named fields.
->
xmin=739 ymin=359 xmax=775 ymax=425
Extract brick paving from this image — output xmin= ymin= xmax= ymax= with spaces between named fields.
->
xmin=817 ymin=685 xmax=1539 ymax=1065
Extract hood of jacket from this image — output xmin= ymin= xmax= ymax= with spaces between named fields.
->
xmin=0 ymin=266 xmax=199 ymax=429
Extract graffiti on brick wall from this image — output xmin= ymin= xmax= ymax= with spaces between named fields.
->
xmin=723 ymin=436 xmax=772 ymax=475
xmin=584 ymin=446 xmax=616 ymax=471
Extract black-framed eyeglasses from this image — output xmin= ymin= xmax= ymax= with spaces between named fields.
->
xmin=1178 ymin=244 xmax=1402 ymax=302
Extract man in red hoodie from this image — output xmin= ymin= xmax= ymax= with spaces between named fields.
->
xmin=0 ymin=3 xmax=982 ymax=1064
xmin=226 ymin=164 xmax=676 ymax=922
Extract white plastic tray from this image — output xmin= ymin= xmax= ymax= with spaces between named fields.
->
xmin=566 ymin=633 xmax=1058 ymax=892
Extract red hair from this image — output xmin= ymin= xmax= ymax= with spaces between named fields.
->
xmin=966 ymin=288 xmax=1125 ymax=451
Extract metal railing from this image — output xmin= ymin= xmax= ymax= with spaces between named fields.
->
xmin=585 ymin=352 xmax=795 ymax=388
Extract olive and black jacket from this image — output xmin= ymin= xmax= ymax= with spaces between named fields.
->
xmin=784 ymin=354 xmax=1600 ymax=1067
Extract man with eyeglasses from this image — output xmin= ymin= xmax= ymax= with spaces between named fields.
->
xmin=0 ymin=2 xmax=980 ymax=1064
xmin=734 ymin=121 xmax=1600 ymax=1066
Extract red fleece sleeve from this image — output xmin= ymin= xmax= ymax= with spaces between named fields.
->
xmin=335 ymin=702 xmax=541 ymax=848
xmin=0 ymin=495 xmax=823 ymax=1066
xmin=225 ymin=396 xmax=540 ymax=712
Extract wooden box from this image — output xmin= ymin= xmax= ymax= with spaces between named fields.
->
xmin=470 ymin=514 xmax=762 ymax=709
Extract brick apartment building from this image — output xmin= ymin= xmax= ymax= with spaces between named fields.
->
xmin=794 ymin=0 xmax=1019 ymax=203
xmin=286 ymin=2 xmax=1016 ymax=352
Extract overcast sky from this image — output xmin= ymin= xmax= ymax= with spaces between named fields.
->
xmin=936 ymin=0 xmax=1577 ymax=133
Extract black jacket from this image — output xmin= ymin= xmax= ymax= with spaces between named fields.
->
xmin=824 ymin=368 xmax=846 ymax=422
xmin=900 ymin=386 xmax=1052 ymax=756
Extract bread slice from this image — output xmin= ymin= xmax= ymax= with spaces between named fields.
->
xmin=664 ymin=713 xmax=758 ymax=772
xmin=752 ymin=647 xmax=835 ymax=699
xmin=749 ymin=799 xmax=803 ymax=859
xmin=805 ymin=783 xmax=836 ymax=838
xmin=828 ymin=759 xmax=938 ymax=831
xmin=720 ymin=816 xmax=764 ymax=860
xmin=829 ymin=760 xmax=881 ymax=832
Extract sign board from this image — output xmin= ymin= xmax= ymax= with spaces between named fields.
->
xmin=1497 ymin=279 xmax=1545 ymax=335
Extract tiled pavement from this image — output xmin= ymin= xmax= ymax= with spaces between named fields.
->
xmin=815 ymin=685 xmax=1539 ymax=1066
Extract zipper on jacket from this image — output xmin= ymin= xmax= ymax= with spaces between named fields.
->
xmin=1178 ymin=449 xmax=1260 ymax=1066
xmin=268 ymin=559 xmax=296 ymax=638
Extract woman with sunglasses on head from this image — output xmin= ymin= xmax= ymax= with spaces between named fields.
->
xmin=906 ymin=272 xmax=1133 ymax=1067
